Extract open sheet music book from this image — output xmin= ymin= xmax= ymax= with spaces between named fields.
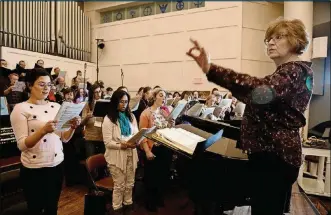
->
xmin=54 ymin=102 xmax=86 ymax=130
xmin=152 ymin=127 xmax=225 ymax=157
xmin=156 ymin=128 xmax=205 ymax=155
xmin=124 ymin=126 xmax=156 ymax=145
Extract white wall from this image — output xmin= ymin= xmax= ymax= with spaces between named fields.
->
xmin=241 ymin=2 xmax=283 ymax=77
xmin=86 ymin=1 xmax=242 ymax=92
xmin=85 ymin=1 xmax=284 ymax=93
xmin=1 ymin=46 xmax=96 ymax=86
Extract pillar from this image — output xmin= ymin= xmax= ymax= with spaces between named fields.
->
xmin=284 ymin=2 xmax=313 ymax=141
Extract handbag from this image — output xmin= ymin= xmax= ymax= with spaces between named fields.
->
xmin=83 ymin=165 xmax=107 ymax=215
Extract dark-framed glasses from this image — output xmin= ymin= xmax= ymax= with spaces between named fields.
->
xmin=264 ymin=34 xmax=288 ymax=45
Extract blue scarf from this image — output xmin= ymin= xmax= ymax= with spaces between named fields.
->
xmin=118 ymin=112 xmax=131 ymax=137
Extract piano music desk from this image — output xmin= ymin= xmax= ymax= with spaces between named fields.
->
xmin=298 ymin=147 xmax=331 ymax=197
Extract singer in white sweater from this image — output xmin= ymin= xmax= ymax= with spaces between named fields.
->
xmin=10 ymin=68 xmax=81 ymax=215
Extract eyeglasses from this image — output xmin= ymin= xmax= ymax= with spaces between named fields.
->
xmin=119 ymin=100 xmax=128 ymax=104
xmin=37 ymin=82 xmax=52 ymax=88
xmin=94 ymin=90 xmax=101 ymax=94
xmin=264 ymin=34 xmax=288 ymax=45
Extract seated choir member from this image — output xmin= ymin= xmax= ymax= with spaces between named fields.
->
xmin=10 ymin=68 xmax=80 ymax=215
xmin=187 ymin=18 xmax=313 ymax=215
xmin=102 ymin=90 xmax=139 ymax=215
xmin=81 ymin=84 xmax=105 ymax=158
xmin=139 ymin=88 xmax=175 ymax=212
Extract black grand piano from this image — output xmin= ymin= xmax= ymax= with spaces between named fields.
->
xmin=172 ymin=115 xmax=250 ymax=215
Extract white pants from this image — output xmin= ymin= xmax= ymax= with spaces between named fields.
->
xmin=108 ymin=157 xmax=135 ymax=210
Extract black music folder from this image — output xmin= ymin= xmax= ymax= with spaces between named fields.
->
xmin=144 ymin=128 xmax=224 ymax=158
xmin=92 ymin=100 xmax=110 ymax=117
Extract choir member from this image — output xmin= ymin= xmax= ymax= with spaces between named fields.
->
xmin=102 ymin=90 xmax=139 ymax=215
xmin=104 ymin=87 xmax=113 ymax=99
xmin=133 ymin=86 xmax=152 ymax=124
xmin=187 ymin=18 xmax=313 ymax=215
xmin=0 ymin=59 xmax=8 ymax=68
xmin=75 ymin=88 xmax=88 ymax=103
xmin=81 ymin=84 xmax=105 ymax=158
xmin=117 ymin=86 xmax=129 ymax=93
xmin=139 ymin=88 xmax=175 ymax=213
xmin=10 ymin=68 xmax=80 ymax=215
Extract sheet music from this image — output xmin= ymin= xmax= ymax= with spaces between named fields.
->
xmin=54 ymin=102 xmax=86 ymax=130
xmin=125 ymin=126 xmax=156 ymax=145
xmin=167 ymin=100 xmax=187 ymax=120
xmin=0 ymin=97 xmax=9 ymax=115
xmin=187 ymin=103 xmax=204 ymax=117
xmin=233 ymin=102 xmax=246 ymax=116
xmin=218 ymin=99 xmax=232 ymax=108
xmin=130 ymin=96 xmax=141 ymax=112
xmin=201 ymin=107 xmax=215 ymax=118
xmin=156 ymin=128 xmax=205 ymax=155
xmin=12 ymin=81 xmax=25 ymax=92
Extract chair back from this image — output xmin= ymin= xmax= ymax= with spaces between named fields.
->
xmin=86 ymin=154 xmax=107 ymax=174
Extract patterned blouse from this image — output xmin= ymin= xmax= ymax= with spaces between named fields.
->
xmin=206 ymin=61 xmax=313 ymax=167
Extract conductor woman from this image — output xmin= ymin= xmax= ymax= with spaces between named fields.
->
xmin=187 ymin=18 xmax=313 ymax=215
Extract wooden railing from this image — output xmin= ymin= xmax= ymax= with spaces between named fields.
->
xmin=0 ymin=1 xmax=91 ymax=61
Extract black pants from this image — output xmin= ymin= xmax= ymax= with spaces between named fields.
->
xmin=85 ymin=140 xmax=105 ymax=158
xmin=20 ymin=163 xmax=64 ymax=215
xmin=63 ymin=140 xmax=81 ymax=186
xmin=143 ymin=146 xmax=173 ymax=211
xmin=248 ymin=152 xmax=299 ymax=215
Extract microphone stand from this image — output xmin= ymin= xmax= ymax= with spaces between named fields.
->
xmin=95 ymin=39 xmax=103 ymax=82
xmin=121 ymin=68 xmax=124 ymax=86
xmin=83 ymin=63 xmax=87 ymax=90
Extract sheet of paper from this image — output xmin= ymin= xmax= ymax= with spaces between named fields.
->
xmin=233 ymin=102 xmax=246 ymax=116
xmin=0 ymin=97 xmax=9 ymax=115
xmin=130 ymin=96 xmax=141 ymax=112
xmin=218 ymin=99 xmax=232 ymax=108
xmin=12 ymin=81 xmax=25 ymax=92
xmin=168 ymin=100 xmax=187 ymax=120
xmin=54 ymin=102 xmax=86 ymax=130
xmin=201 ymin=107 xmax=215 ymax=118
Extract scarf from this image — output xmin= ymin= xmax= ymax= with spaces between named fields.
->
xmin=118 ymin=112 xmax=131 ymax=137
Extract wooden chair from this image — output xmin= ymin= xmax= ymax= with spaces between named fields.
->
xmin=85 ymin=154 xmax=114 ymax=193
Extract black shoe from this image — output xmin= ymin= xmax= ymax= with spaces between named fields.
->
xmin=113 ymin=208 xmax=123 ymax=215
